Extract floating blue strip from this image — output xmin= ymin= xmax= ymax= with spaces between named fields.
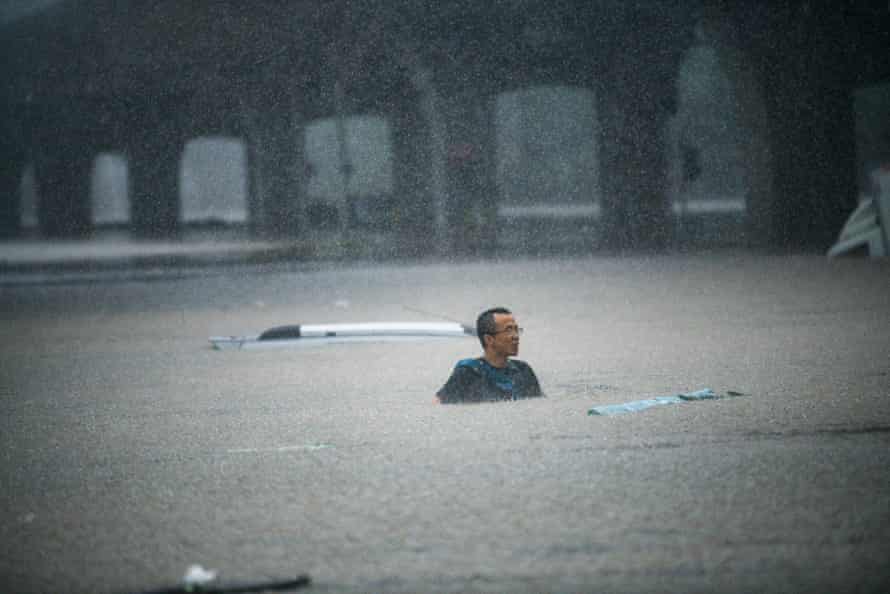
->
xmin=588 ymin=388 xmax=720 ymax=416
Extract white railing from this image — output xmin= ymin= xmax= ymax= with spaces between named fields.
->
xmin=497 ymin=197 xmax=747 ymax=220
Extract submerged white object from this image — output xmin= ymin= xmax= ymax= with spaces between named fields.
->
xmin=210 ymin=321 xmax=475 ymax=350
xmin=828 ymin=167 xmax=889 ymax=258
xmin=588 ymin=388 xmax=745 ymax=416
xmin=183 ymin=564 xmax=218 ymax=587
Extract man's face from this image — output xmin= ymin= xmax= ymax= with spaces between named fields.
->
xmin=487 ymin=312 xmax=520 ymax=357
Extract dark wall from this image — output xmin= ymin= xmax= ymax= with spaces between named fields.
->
xmin=0 ymin=103 xmax=26 ymax=237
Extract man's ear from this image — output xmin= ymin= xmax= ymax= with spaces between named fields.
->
xmin=482 ymin=334 xmax=492 ymax=348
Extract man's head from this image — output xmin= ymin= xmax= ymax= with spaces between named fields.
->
xmin=476 ymin=307 xmax=521 ymax=358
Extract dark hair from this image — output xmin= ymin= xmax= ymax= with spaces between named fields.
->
xmin=476 ymin=307 xmax=512 ymax=348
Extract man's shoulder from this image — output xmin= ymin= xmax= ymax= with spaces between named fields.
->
xmin=438 ymin=358 xmax=487 ymax=402
xmin=455 ymin=358 xmax=484 ymax=372
xmin=445 ymin=358 xmax=484 ymax=381
xmin=508 ymin=359 xmax=535 ymax=372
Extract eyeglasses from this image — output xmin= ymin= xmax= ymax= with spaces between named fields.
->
xmin=491 ymin=326 xmax=524 ymax=336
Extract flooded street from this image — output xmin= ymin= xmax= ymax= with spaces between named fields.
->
xmin=2 ymin=254 xmax=889 ymax=593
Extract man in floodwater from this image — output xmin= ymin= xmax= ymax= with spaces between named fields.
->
xmin=436 ymin=307 xmax=543 ymax=404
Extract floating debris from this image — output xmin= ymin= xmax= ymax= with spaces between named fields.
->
xmin=588 ymin=388 xmax=745 ymax=416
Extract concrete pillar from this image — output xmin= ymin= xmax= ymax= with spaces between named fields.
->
xmin=0 ymin=111 xmax=26 ymax=237
xmin=388 ymin=69 xmax=453 ymax=257
xmin=390 ymin=85 xmax=433 ymax=256
xmin=597 ymin=82 xmax=673 ymax=251
xmin=242 ymin=104 xmax=268 ymax=238
xmin=725 ymin=57 xmax=774 ymax=249
xmin=412 ymin=68 xmax=450 ymax=256
xmin=594 ymin=9 xmax=687 ymax=251
xmin=444 ymin=92 xmax=497 ymax=256
xmin=31 ymin=113 xmax=94 ymax=238
xmin=244 ymin=101 xmax=304 ymax=238
xmin=129 ymin=139 xmax=181 ymax=238
xmin=127 ymin=96 xmax=183 ymax=237
xmin=596 ymin=37 xmax=684 ymax=249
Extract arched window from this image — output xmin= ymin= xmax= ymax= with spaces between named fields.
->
xmin=304 ymin=114 xmax=393 ymax=229
xmin=494 ymin=85 xmax=601 ymax=251
xmin=667 ymin=22 xmax=769 ymax=245
xmin=180 ymin=137 xmax=248 ymax=225
xmin=90 ymin=153 xmax=129 ymax=228
xmin=495 ymin=85 xmax=600 ymax=220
